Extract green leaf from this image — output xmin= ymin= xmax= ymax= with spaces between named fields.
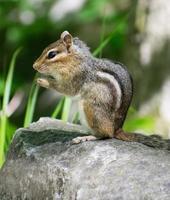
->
xmin=61 ymin=97 xmax=72 ymax=122
xmin=93 ymin=21 xmax=126 ymax=56
xmin=124 ymin=116 xmax=156 ymax=134
xmin=51 ymin=97 xmax=65 ymax=118
xmin=0 ymin=47 xmax=21 ymax=167
xmin=4 ymin=120 xmax=17 ymax=152
xmin=72 ymin=112 xmax=79 ymax=124
xmin=24 ymin=83 xmax=39 ymax=127
xmin=0 ymin=77 xmax=5 ymax=96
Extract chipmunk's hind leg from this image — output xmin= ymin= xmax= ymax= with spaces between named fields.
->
xmin=72 ymin=99 xmax=114 ymax=144
xmin=82 ymin=100 xmax=115 ymax=139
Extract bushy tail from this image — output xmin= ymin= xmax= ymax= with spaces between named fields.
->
xmin=115 ymin=129 xmax=170 ymax=150
xmin=134 ymin=133 xmax=170 ymax=150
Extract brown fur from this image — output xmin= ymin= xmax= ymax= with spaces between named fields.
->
xmin=83 ymin=100 xmax=114 ymax=138
xmin=115 ymin=129 xmax=136 ymax=142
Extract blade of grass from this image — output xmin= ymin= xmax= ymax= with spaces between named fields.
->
xmin=4 ymin=120 xmax=16 ymax=153
xmin=99 ymin=8 xmax=107 ymax=58
xmin=93 ymin=8 xmax=135 ymax=57
xmin=61 ymin=97 xmax=72 ymax=122
xmin=51 ymin=97 xmax=65 ymax=118
xmin=0 ymin=99 xmax=1 ymax=111
xmin=93 ymin=35 xmax=110 ymax=56
xmin=0 ymin=48 xmax=21 ymax=167
xmin=72 ymin=112 xmax=79 ymax=124
xmin=93 ymin=21 xmax=125 ymax=57
xmin=24 ymin=83 xmax=39 ymax=127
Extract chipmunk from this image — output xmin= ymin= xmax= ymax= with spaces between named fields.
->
xmin=33 ymin=30 xmax=170 ymax=149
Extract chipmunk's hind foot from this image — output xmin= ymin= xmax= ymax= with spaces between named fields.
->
xmin=72 ymin=135 xmax=98 ymax=144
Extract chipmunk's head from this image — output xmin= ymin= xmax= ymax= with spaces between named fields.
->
xmin=33 ymin=31 xmax=81 ymax=77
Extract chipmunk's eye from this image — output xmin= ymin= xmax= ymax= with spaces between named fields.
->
xmin=47 ymin=51 xmax=57 ymax=59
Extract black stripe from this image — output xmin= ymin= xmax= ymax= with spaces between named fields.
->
xmin=113 ymin=61 xmax=133 ymax=94
xmin=100 ymin=69 xmax=125 ymax=98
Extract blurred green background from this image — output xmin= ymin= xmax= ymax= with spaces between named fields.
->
xmin=1 ymin=0 xmax=170 ymax=167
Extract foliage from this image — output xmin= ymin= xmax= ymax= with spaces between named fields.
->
xmin=24 ymin=83 xmax=39 ymax=127
xmin=0 ymin=48 xmax=21 ymax=167
xmin=51 ymin=97 xmax=65 ymax=119
xmin=124 ymin=107 xmax=155 ymax=134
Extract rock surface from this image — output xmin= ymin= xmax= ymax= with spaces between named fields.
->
xmin=0 ymin=117 xmax=170 ymax=200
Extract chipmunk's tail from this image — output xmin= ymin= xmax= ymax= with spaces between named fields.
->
xmin=115 ymin=129 xmax=170 ymax=150
xmin=133 ymin=133 xmax=170 ymax=150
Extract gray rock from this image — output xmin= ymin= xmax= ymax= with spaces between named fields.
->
xmin=0 ymin=117 xmax=170 ymax=200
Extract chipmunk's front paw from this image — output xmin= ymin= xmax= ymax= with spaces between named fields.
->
xmin=72 ymin=135 xmax=97 ymax=144
xmin=36 ymin=78 xmax=49 ymax=88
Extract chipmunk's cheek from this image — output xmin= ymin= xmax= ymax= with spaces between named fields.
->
xmin=37 ymin=65 xmax=50 ymax=74
xmin=49 ymin=68 xmax=62 ymax=81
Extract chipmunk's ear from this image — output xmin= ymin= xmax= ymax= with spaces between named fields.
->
xmin=60 ymin=31 xmax=73 ymax=49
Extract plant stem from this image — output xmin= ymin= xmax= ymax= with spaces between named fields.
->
xmin=0 ymin=48 xmax=21 ymax=167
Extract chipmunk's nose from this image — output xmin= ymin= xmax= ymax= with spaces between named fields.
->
xmin=33 ymin=62 xmax=38 ymax=70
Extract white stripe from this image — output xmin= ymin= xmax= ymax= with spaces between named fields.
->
xmin=97 ymin=71 xmax=122 ymax=110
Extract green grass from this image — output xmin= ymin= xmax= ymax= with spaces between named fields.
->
xmin=0 ymin=50 xmax=40 ymax=167
xmin=24 ymin=83 xmax=39 ymax=127
xmin=93 ymin=19 xmax=127 ymax=57
xmin=51 ymin=97 xmax=65 ymax=118
xmin=61 ymin=97 xmax=72 ymax=122
xmin=0 ymin=48 xmax=21 ymax=167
